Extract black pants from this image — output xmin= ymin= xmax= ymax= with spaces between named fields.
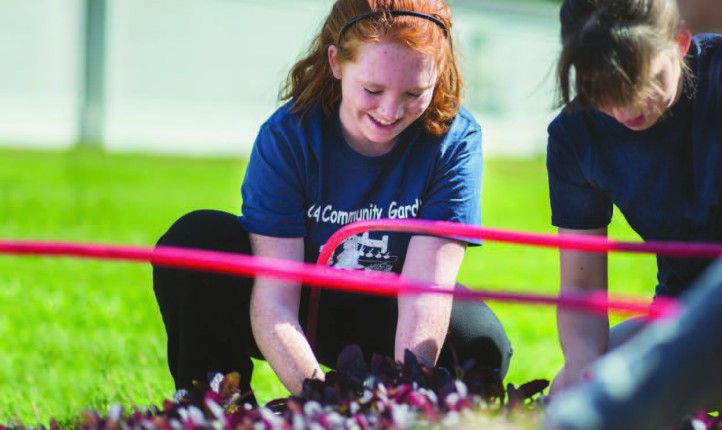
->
xmin=152 ymin=210 xmax=513 ymax=400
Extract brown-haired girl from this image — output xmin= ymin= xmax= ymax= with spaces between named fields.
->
xmin=153 ymin=0 xmax=511 ymax=402
xmin=546 ymin=0 xmax=722 ymax=394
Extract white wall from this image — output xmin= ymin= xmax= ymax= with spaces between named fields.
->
xmin=455 ymin=1 xmax=560 ymax=155
xmin=0 ymin=0 xmax=82 ymax=148
xmin=0 ymin=0 xmax=561 ymax=157
xmin=103 ymin=0 xmax=329 ymax=155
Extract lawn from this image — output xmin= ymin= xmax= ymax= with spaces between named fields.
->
xmin=0 ymin=147 xmax=657 ymax=427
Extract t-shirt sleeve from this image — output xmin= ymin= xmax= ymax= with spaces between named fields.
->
xmin=418 ymin=122 xmax=483 ymax=231
xmin=240 ymin=122 xmax=307 ymax=237
xmin=546 ymin=118 xmax=613 ymax=230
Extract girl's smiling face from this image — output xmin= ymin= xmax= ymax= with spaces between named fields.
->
xmin=329 ymin=41 xmax=437 ymax=157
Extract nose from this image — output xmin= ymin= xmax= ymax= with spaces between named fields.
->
xmin=378 ymin=95 xmax=404 ymax=121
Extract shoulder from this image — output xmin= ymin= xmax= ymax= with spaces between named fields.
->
xmin=547 ymin=111 xmax=576 ymax=167
xmin=548 ymin=104 xmax=613 ymax=146
xmin=406 ymin=107 xmax=481 ymax=158
xmin=546 ymin=105 xmax=616 ymax=171
xmin=261 ymin=100 xmax=324 ymax=133
xmin=447 ymin=106 xmax=482 ymax=139
xmin=690 ymin=34 xmax=722 ymax=77
xmin=256 ymin=101 xmax=330 ymax=154
xmin=548 ymin=107 xmax=580 ymax=149
xmin=684 ymin=35 xmax=722 ymax=111
xmin=692 ymin=33 xmax=722 ymax=56
xmin=412 ymin=107 xmax=483 ymax=173
xmin=548 ymin=108 xmax=579 ymax=141
xmin=429 ymin=106 xmax=482 ymax=154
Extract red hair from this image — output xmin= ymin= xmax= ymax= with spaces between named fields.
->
xmin=280 ymin=0 xmax=462 ymax=136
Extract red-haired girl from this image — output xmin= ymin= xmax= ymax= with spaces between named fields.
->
xmin=153 ymin=0 xmax=511 ymax=402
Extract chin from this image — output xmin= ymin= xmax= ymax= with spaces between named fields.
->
xmin=365 ymin=135 xmax=396 ymax=146
xmin=624 ymin=115 xmax=662 ymax=131
xmin=363 ymin=128 xmax=401 ymax=144
xmin=625 ymin=124 xmax=654 ymax=132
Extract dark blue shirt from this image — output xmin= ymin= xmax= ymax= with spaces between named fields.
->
xmin=547 ymin=34 xmax=722 ymax=297
xmin=240 ymin=102 xmax=483 ymax=273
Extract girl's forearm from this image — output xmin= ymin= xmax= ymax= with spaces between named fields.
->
xmin=250 ymin=296 xmax=324 ymax=396
xmin=395 ymin=293 xmax=453 ymax=365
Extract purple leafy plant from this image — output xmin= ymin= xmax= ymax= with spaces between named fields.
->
xmin=2 ymin=345 xmax=551 ymax=430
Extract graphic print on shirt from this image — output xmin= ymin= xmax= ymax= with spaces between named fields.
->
xmin=330 ymin=233 xmax=398 ymax=272
xmin=309 ymin=199 xmax=421 ymax=272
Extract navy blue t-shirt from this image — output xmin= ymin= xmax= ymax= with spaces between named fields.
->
xmin=240 ymin=102 xmax=483 ymax=273
xmin=547 ymin=34 xmax=722 ymax=297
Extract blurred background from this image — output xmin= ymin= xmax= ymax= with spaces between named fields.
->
xmin=0 ymin=0 xmax=560 ymax=157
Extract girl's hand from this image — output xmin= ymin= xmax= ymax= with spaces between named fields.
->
xmin=550 ymin=363 xmax=592 ymax=395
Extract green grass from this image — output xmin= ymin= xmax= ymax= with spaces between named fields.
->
xmin=0 ymin=147 xmax=656 ymax=426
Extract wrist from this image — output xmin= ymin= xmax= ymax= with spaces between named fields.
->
xmin=563 ymin=353 xmax=600 ymax=378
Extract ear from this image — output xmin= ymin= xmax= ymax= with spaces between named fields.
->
xmin=677 ymin=28 xmax=692 ymax=57
xmin=328 ymin=44 xmax=342 ymax=79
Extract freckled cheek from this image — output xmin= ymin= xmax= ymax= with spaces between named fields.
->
xmin=349 ymin=95 xmax=378 ymax=115
xmin=406 ymin=96 xmax=433 ymax=119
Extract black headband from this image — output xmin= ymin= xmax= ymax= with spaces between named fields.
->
xmin=337 ymin=10 xmax=448 ymax=44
